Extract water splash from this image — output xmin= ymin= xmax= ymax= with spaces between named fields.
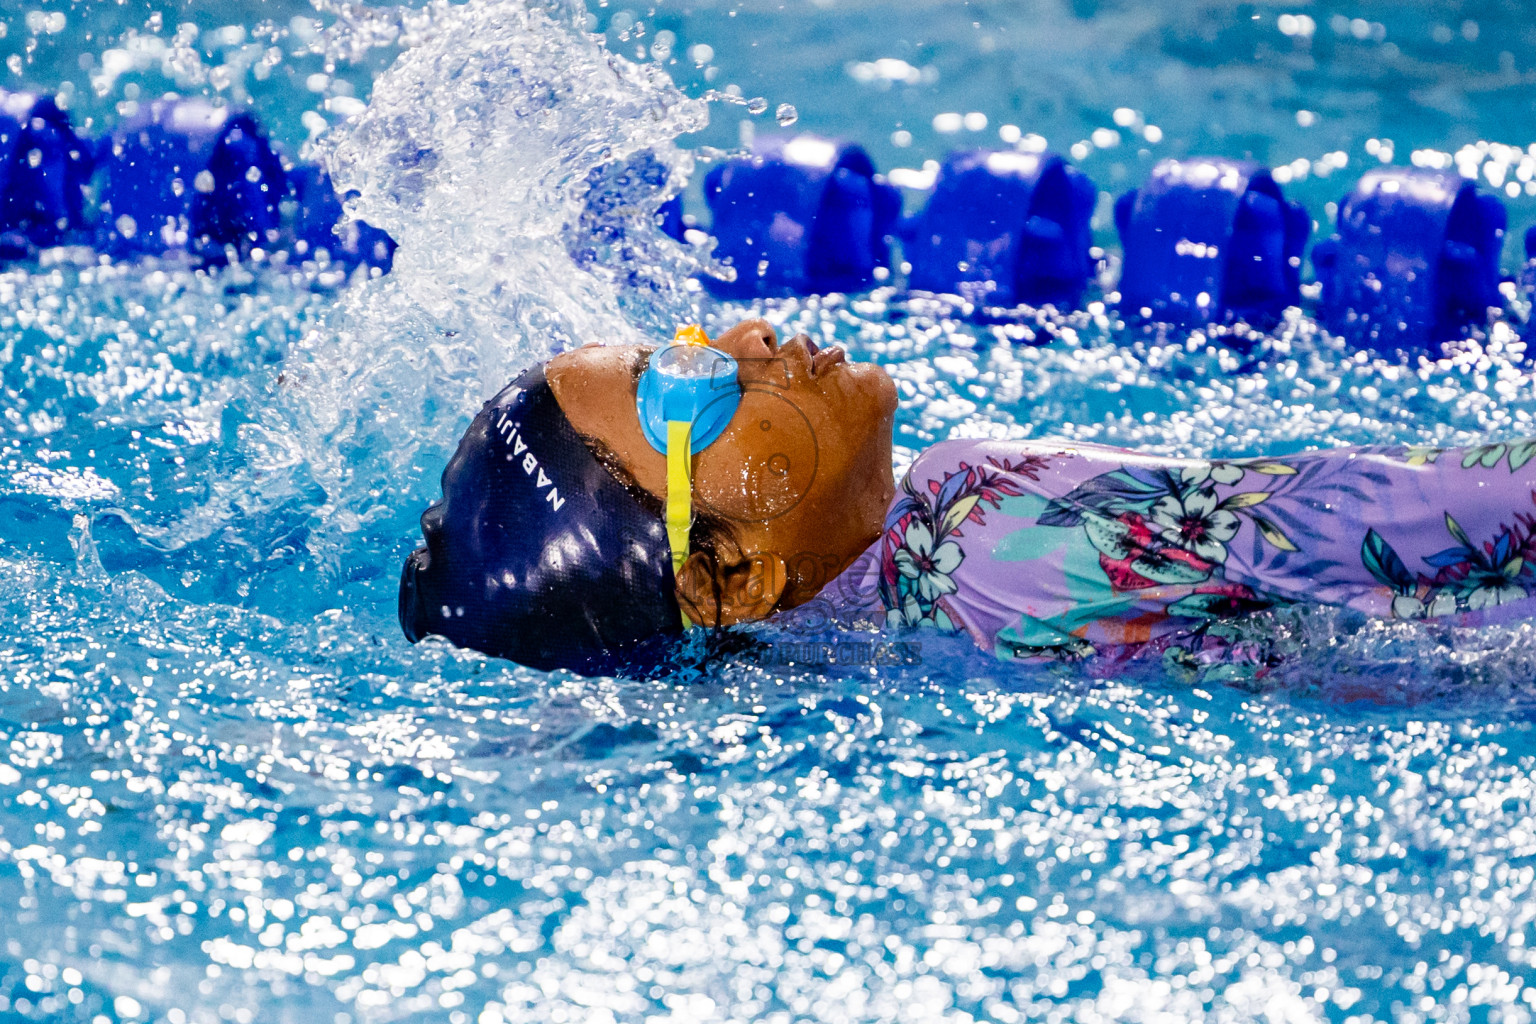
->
xmin=316 ymin=0 xmax=707 ymax=360
xmin=93 ymin=0 xmax=711 ymax=591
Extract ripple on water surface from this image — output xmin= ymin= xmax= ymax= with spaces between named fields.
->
xmin=3 ymin=558 xmax=1536 ymax=1022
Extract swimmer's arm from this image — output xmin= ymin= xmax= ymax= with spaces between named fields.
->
xmin=1176 ymin=437 xmax=1536 ymax=620
xmin=904 ymin=435 xmax=1536 ymax=648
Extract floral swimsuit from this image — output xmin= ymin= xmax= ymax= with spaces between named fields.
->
xmin=819 ymin=436 xmax=1536 ymax=673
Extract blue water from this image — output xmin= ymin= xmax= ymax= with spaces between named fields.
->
xmin=3 ymin=2 xmax=1536 ymax=1023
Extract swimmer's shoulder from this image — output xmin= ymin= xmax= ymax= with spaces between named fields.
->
xmin=904 ymin=436 xmax=1116 ymax=482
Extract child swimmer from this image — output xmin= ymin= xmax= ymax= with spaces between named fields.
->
xmin=400 ymin=319 xmax=1536 ymax=675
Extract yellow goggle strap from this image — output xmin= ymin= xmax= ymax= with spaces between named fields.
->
xmin=666 ymin=419 xmax=695 ymax=630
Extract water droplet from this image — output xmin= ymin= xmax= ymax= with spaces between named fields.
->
xmin=746 ymin=96 xmax=768 ymax=115
xmin=775 ymin=103 xmax=798 ymax=127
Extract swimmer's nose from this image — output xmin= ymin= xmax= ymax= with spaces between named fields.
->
xmin=804 ymin=336 xmax=820 ymax=357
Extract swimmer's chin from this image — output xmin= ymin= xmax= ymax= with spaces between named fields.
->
xmin=841 ymin=359 xmax=899 ymax=415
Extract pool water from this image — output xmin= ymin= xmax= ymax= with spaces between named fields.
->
xmin=3 ymin=1 xmax=1536 ymax=1022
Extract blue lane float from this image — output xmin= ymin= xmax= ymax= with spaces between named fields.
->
xmin=0 ymin=89 xmax=93 ymax=256
xmin=1313 ymin=168 xmax=1506 ymax=352
xmin=702 ymin=134 xmax=900 ymax=298
xmin=657 ymin=194 xmax=687 ymax=243
xmin=0 ymin=83 xmax=1528 ymax=349
xmin=1524 ymin=226 xmax=1536 ymax=347
xmin=1115 ymin=157 xmax=1310 ymax=327
xmin=904 ymin=149 xmax=1096 ymax=309
xmin=98 ymin=98 xmax=289 ymax=261
xmin=287 ymin=164 xmax=396 ymax=272
xmin=0 ymin=90 xmax=396 ymax=275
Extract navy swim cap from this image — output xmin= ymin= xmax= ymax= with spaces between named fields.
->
xmin=398 ymin=363 xmax=682 ymax=673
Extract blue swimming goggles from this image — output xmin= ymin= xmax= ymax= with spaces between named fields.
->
xmin=636 ymin=326 xmax=744 ymax=624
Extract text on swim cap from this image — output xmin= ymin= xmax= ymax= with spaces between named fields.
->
xmin=495 ymin=394 xmax=567 ymax=513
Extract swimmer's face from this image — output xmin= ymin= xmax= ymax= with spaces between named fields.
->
xmin=547 ymin=319 xmax=898 ymax=626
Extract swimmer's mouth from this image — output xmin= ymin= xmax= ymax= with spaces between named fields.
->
xmin=805 ymin=337 xmax=846 ymax=376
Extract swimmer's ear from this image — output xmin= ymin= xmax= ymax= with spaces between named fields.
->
xmin=674 ymin=547 xmax=788 ymax=628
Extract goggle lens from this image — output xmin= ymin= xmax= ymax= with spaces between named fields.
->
xmin=637 ymin=331 xmax=743 ymax=456
xmin=635 ymin=327 xmax=747 ymax=628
